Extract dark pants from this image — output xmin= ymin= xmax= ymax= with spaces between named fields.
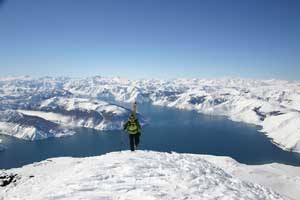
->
xmin=129 ymin=133 xmax=140 ymax=151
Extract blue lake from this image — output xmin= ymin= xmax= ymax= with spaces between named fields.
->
xmin=1 ymin=103 xmax=300 ymax=169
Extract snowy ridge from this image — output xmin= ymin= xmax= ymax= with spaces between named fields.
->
xmin=0 ymin=92 xmax=142 ymax=140
xmin=201 ymin=154 xmax=300 ymax=200
xmin=0 ymin=76 xmax=300 ymax=152
xmin=0 ymin=110 xmax=74 ymax=140
xmin=0 ymin=151 xmax=286 ymax=200
xmin=23 ymin=97 xmax=133 ymax=131
xmin=0 ymin=96 xmax=141 ymax=140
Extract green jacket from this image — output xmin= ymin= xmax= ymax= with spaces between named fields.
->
xmin=123 ymin=119 xmax=141 ymax=134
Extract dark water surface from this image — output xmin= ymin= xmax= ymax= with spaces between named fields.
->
xmin=1 ymin=103 xmax=300 ymax=169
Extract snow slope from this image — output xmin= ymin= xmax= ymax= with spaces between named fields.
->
xmin=0 ymin=151 xmax=286 ymax=200
xmin=0 ymin=110 xmax=74 ymax=140
xmin=19 ymin=97 xmax=134 ymax=131
xmin=201 ymin=155 xmax=300 ymax=200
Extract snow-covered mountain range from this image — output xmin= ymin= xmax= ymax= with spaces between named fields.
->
xmin=1 ymin=151 xmax=294 ymax=200
xmin=0 ymin=76 xmax=300 ymax=152
xmin=0 ymin=76 xmax=143 ymax=140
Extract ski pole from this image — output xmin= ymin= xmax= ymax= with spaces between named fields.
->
xmin=121 ymin=131 xmax=127 ymax=150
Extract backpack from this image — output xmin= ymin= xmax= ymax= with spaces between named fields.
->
xmin=128 ymin=121 xmax=138 ymax=132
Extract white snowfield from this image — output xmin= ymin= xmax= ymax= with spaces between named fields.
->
xmin=0 ymin=151 xmax=291 ymax=200
xmin=201 ymin=155 xmax=300 ymax=200
xmin=0 ymin=76 xmax=300 ymax=152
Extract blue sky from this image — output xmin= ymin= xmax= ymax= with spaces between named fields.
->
xmin=0 ymin=0 xmax=299 ymax=79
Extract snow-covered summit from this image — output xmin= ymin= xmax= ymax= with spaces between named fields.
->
xmin=0 ymin=151 xmax=286 ymax=200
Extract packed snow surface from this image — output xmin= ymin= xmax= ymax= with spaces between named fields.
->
xmin=0 ymin=76 xmax=300 ymax=152
xmin=0 ymin=151 xmax=289 ymax=200
xmin=201 ymin=155 xmax=300 ymax=200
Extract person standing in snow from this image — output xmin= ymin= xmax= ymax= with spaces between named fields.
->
xmin=123 ymin=102 xmax=141 ymax=151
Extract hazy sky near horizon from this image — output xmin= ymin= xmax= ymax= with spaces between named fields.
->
xmin=0 ymin=0 xmax=299 ymax=80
